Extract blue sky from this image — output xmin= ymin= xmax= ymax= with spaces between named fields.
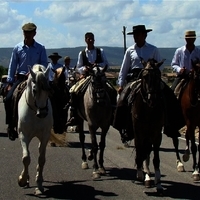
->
xmin=0 ymin=0 xmax=200 ymax=49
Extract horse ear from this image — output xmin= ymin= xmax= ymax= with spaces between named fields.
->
xmin=29 ymin=65 xmax=36 ymax=80
xmin=140 ymin=57 xmax=146 ymax=67
xmin=102 ymin=65 xmax=108 ymax=73
xmin=44 ymin=65 xmax=50 ymax=79
xmin=156 ymin=59 xmax=166 ymax=68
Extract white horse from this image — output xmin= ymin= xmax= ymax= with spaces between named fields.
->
xmin=17 ymin=64 xmax=53 ymax=195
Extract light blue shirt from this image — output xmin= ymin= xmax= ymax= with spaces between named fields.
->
xmin=7 ymin=40 xmax=48 ymax=83
xmin=171 ymin=45 xmax=200 ymax=74
xmin=76 ymin=47 xmax=109 ymax=74
xmin=48 ymin=62 xmax=63 ymax=81
xmin=118 ymin=42 xmax=162 ymax=87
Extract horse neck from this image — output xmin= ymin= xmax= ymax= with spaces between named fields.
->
xmin=184 ymin=78 xmax=199 ymax=105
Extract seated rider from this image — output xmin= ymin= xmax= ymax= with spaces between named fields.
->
xmin=3 ymin=22 xmax=48 ymax=141
xmin=66 ymin=32 xmax=117 ymax=126
xmin=113 ymin=25 xmax=185 ymax=144
xmin=171 ymin=30 xmax=200 ymax=92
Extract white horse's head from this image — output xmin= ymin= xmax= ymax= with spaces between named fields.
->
xmin=27 ymin=64 xmax=51 ymax=118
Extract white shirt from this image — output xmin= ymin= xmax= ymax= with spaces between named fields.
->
xmin=171 ymin=45 xmax=200 ymax=74
xmin=118 ymin=42 xmax=162 ymax=87
xmin=76 ymin=47 xmax=109 ymax=74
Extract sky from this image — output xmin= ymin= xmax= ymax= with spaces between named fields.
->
xmin=0 ymin=0 xmax=200 ymax=49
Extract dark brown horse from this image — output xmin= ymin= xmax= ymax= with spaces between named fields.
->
xmin=180 ymin=58 xmax=200 ymax=182
xmin=75 ymin=65 xmax=112 ymax=179
xmin=132 ymin=59 xmax=166 ymax=194
xmin=50 ymin=67 xmax=70 ymax=134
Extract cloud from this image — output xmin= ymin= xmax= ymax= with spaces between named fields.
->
xmin=0 ymin=0 xmax=200 ymax=48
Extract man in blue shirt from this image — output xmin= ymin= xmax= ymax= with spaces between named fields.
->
xmin=4 ymin=22 xmax=48 ymax=141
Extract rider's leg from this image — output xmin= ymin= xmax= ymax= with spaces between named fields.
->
xmin=66 ymin=92 xmax=78 ymax=126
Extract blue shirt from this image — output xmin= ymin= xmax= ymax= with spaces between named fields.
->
xmin=48 ymin=62 xmax=63 ymax=81
xmin=118 ymin=42 xmax=162 ymax=87
xmin=7 ymin=40 xmax=48 ymax=83
xmin=171 ymin=45 xmax=200 ymax=74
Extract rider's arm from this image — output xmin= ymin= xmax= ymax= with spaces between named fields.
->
xmin=7 ymin=46 xmax=18 ymax=84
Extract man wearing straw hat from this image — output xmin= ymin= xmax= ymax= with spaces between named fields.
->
xmin=171 ymin=30 xmax=200 ymax=91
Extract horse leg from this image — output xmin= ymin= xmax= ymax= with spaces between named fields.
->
xmin=182 ymin=129 xmax=190 ymax=162
xmin=135 ymin=144 xmax=145 ymax=182
xmin=98 ymin=129 xmax=107 ymax=175
xmin=190 ymin=133 xmax=199 ymax=181
xmin=79 ymin=121 xmax=88 ymax=169
xmin=172 ymin=137 xmax=185 ymax=172
xmin=34 ymin=139 xmax=49 ymax=195
xmin=18 ymin=136 xmax=31 ymax=188
xmin=142 ymin=143 xmax=153 ymax=188
xmin=153 ymin=145 xmax=164 ymax=195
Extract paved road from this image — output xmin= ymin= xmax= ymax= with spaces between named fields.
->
xmin=0 ymin=99 xmax=199 ymax=200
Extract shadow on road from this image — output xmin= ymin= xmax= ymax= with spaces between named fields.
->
xmin=25 ymin=180 xmax=118 ymax=200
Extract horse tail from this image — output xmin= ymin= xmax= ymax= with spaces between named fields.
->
xmin=49 ymin=129 xmax=68 ymax=147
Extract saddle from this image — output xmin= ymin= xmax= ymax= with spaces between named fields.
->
xmin=11 ymin=81 xmax=27 ymax=128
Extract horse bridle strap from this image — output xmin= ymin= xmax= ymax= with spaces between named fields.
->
xmin=25 ymin=91 xmax=48 ymax=114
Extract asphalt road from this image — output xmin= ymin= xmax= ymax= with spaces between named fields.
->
xmin=0 ymin=98 xmax=199 ymax=200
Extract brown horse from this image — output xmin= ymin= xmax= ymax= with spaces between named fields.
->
xmin=132 ymin=59 xmax=166 ymax=194
xmin=180 ymin=58 xmax=200 ymax=182
xmin=50 ymin=67 xmax=70 ymax=134
xmin=75 ymin=65 xmax=113 ymax=179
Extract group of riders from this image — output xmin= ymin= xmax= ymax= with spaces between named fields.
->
xmin=2 ymin=22 xmax=200 ymax=144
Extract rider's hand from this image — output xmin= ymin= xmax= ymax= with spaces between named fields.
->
xmin=179 ymin=67 xmax=186 ymax=74
xmin=117 ymin=86 xmax=123 ymax=95
xmin=4 ymin=83 xmax=12 ymax=93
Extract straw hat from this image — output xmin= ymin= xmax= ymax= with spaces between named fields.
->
xmin=185 ymin=31 xmax=196 ymax=38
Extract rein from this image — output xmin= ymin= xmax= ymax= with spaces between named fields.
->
xmin=25 ymin=89 xmax=49 ymax=114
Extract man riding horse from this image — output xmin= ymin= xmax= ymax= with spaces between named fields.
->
xmin=4 ymin=22 xmax=48 ymax=141
xmin=66 ymin=32 xmax=117 ymax=126
xmin=113 ymin=25 xmax=185 ymax=144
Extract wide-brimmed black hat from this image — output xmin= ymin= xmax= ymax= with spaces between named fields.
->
xmin=48 ymin=52 xmax=62 ymax=59
xmin=127 ymin=25 xmax=152 ymax=35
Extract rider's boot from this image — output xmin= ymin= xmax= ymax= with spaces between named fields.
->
xmin=66 ymin=93 xmax=78 ymax=127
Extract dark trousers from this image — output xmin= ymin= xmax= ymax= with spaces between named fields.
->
xmin=4 ymin=80 xmax=22 ymax=125
xmin=4 ymin=74 xmax=27 ymax=125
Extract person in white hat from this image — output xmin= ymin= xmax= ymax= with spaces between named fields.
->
xmin=171 ymin=30 xmax=200 ymax=90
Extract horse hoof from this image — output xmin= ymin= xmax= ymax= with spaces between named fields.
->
xmin=34 ymin=187 xmax=44 ymax=195
xmin=82 ymin=161 xmax=89 ymax=169
xmin=177 ymin=161 xmax=185 ymax=172
xmin=193 ymin=174 xmax=200 ymax=182
xmin=144 ymin=180 xmax=151 ymax=188
xmin=98 ymin=167 xmax=106 ymax=175
xmin=182 ymin=153 xmax=190 ymax=162
xmin=92 ymin=172 xmax=101 ymax=180
xmin=18 ymin=175 xmax=28 ymax=187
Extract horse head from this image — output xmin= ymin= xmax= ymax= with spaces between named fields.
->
xmin=87 ymin=65 xmax=108 ymax=104
xmin=50 ymin=67 xmax=69 ymax=134
xmin=28 ymin=64 xmax=51 ymax=118
xmin=139 ymin=58 xmax=165 ymax=107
